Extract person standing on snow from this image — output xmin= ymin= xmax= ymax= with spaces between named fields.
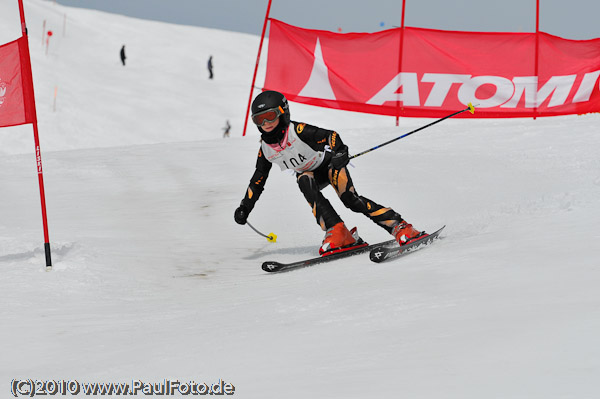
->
xmin=120 ymin=45 xmax=126 ymax=66
xmin=223 ymin=120 xmax=231 ymax=138
xmin=207 ymin=55 xmax=214 ymax=79
xmin=234 ymin=90 xmax=427 ymax=255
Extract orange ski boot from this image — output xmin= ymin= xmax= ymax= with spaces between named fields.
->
xmin=392 ymin=221 xmax=427 ymax=246
xmin=319 ymin=222 xmax=357 ymax=255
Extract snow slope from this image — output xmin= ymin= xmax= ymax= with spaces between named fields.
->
xmin=1 ymin=1 xmax=600 ymax=398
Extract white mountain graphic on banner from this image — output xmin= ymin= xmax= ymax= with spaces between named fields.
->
xmin=298 ymin=38 xmax=336 ymax=100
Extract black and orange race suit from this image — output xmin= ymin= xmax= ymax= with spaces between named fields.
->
xmin=240 ymin=121 xmax=404 ymax=232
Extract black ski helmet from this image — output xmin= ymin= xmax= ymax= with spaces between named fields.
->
xmin=251 ymin=90 xmax=290 ymax=143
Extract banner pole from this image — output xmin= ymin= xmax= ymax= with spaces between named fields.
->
xmin=242 ymin=0 xmax=272 ymax=136
xmin=533 ymin=0 xmax=540 ymax=120
xmin=18 ymin=0 xmax=53 ymax=269
xmin=395 ymin=0 xmax=407 ymax=127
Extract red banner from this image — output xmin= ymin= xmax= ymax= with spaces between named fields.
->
xmin=265 ymin=19 xmax=600 ymax=118
xmin=0 ymin=37 xmax=35 ymax=127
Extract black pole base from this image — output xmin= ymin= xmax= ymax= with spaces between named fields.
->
xmin=44 ymin=242 xmax=52 ymax=270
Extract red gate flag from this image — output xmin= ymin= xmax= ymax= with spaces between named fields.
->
xmin=0 ymin=37 xmax=35 ymax=127
xmin=264 ymin=19 xmax=600 ymax=118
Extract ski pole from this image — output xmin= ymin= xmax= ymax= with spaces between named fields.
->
xmin=247 ymin=221 xmax=277 ymax=243
xmin=350 ymin=103 xmax=475 ymax=160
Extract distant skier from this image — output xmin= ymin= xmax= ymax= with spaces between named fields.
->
xmin=120 ymin=45 xmax=126 ymax=66
xmin=207 ymin=55 xmax=213 ymax=79
xmin=234 ymin=90 xmax=427 ymax=255
xmin=223 ymin=120 xmax=231 ymax=138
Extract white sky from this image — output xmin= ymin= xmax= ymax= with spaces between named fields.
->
xmin=54 ymin=0 xmax=600 ymax=40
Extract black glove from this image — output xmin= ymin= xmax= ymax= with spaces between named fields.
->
xmin=234 ymin=204 xmax=249 ymax=225
xmin=331 ymin=145 xmax=350 ymax=170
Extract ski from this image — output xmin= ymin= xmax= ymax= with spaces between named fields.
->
xmin=369 ymin=226 xmax=445 ymax=263
xmin=262 ymin=238 xmax=397 ymax=273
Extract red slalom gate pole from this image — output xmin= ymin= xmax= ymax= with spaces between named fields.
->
xmin=395 ymin=0 xmax=407 ymax=127
xmin=533 ymin=0 xmax=540 ymax=120
xmin=243 ymin=0 xmax=272 ymax=136
xmin=18 ymin=0 xmax=53 ymax=269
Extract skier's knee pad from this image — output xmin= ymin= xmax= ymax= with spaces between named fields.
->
xmin=340 ymin=191 xmax=366 ymax=213
xmin=297 ymin=173 xmax=314 ymax=189
xmin=297 ymin=173 xmax=318 ymax=199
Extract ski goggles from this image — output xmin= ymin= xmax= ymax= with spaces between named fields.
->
xmin=251 ymin=106 xmax=285 ymax=126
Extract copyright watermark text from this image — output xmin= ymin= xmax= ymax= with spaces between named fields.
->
xmin=10 ymin=379 xmax=235 ymax=397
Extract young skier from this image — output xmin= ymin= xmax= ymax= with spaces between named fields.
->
xmin=234 ymin=90 xmax=427 ymax=255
